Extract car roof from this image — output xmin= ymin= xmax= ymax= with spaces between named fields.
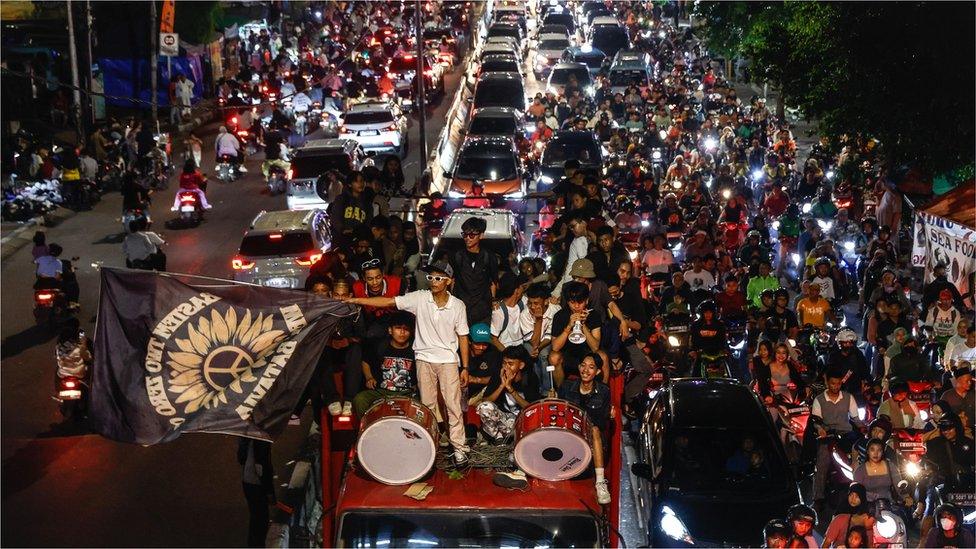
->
xmin=478 ymin=71 xmax=523 ymax=82
xmin=550 ymin=62 xmax=590 ymax=71
xmin=590 ymin=16 xmax=620 ymax=25
xmin=551 ymin=130 xmax=600 ymax=144
xmin=567 ymin=45 xmax=606 ymax=57
xmin=668 ymin=379 xmax=769 ymax=429
xmin=248 ymin=209 xmax=323 ymax=232
xmin=346 ymin=101 xmax=395 ymax=113
xmin=471 ymin=106 xmax=521 ymax=119
xmin=461 ymin=134 xmax=517 ymax=148
xmin=539 ymin=23 xmax=569 ymax=33
xmin=296 ymin=138 xmax=356 ymax=155
xmin=538 ymin=33 xmax=570 ymax=42
xmin=441 ymin=208 xmax=516 ymax=239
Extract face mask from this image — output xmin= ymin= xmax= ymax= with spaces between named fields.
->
xmin=940 ymin=518 xmax=956 ymax=531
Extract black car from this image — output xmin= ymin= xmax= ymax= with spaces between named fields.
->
xmin=537 ymin=131 xmax=603 ymax=192
xmin=542 ymin=10 xmax=576 ymax=35
xmin=471 ymin=72 xmax=527 ymax=113
xmin=631 ymin=379 xmax=801 ymax=547
xmin=587 ymin=25 xmax=630 ymax=58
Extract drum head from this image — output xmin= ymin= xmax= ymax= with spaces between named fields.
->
xmin=357 ymin=416 xmax=436 ymax=485
xmin=514 ymin=429 xmax=592 ymax=481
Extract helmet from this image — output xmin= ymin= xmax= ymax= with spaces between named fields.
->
xmin=664 ymin=192 xmax=678 ymax=201
xmin=815 ymin=256 xmax=831 ymax=267
xmin=836 ymin=328 xmax=857 ymax=343
xmin=869 ymin=416 xmax=893 ymax=440
xmin=697 ymin=300 xmax=717 ymax=315
xmin=763 ymin=519 xmax=790 ymax=545
xmin=934 ymin=502 xmax=963 ymax=525
xmin=747 ymin=229 xmax=761 ymax=240
xmin=787 ymin=503 xmax=817 ymax=525
xmin=774 ymin=288 xmax=790 ymax=300
xmin=760 ymin=288 xmax=776 ymax=300
xmin=618 ymin=197 xmax=635 ymax=210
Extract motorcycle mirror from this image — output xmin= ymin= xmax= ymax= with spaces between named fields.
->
xmin=631 ymin=463 xmax=655 ymax=480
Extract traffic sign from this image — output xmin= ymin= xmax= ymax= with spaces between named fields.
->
xmin=160 ymin=32 xmax=179 ymax=57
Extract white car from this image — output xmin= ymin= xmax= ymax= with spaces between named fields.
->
xmin=339 ymin=100 xmax=409 ymax=158
xmin=534 ymin=33 xmax=572 ymax=77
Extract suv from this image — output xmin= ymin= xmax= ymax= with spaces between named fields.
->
xmin=467 ymin=107 xmax=527 ymax=142
xmin=446 ymin=136 xmax=527 ymax=199
xmin=587 ymin=25 xmax=629 ymax=58
xmin=562 ymin=45 xmax=608 ymax=77
xmin=428 ymin=208 xmax=523 ymax=266
xmin=537 ymin=130 xmax=603 ymax=191
xmin=339 ymin=100 xmax=409 ymax=158
xmin=534 ymin=33 xmax=572 ymax=77
xmin=232 ymin=209 xmax=332 ymax=289
xmin=631 ymin=379 xmax=800 ymax=547
xmin=472 ymin=72 xmax=527 ymax=113
xmin=607 ymin=60 xmax=652 ymax=95
xmin=285 ymin=139 xmax=371 ymax=211
xmin=477 ymin=53 xmax=523 ymax=79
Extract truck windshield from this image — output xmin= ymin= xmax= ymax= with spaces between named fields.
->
xmin=338 ymin=511 xmax=600 ymax=548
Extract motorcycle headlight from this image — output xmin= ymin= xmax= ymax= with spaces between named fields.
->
xmin=641 ymin=220 xmax=649 ymax=227
xmin=919 ymin=409 xmax=929 ymax=421
xmin=539 ymin=175 xmax=554 ymax=185
xmin=802 ymin=203 xmax=813 ymax=214
xmin=875 ymin=511 xmax=898 ymax=539
xmin=629 ymin=250 xmax=638 ymax=260
xmin=751 ymin=169 xmax=764 ymax=181
xmin=668 ymin=335 xmax=680 ymax=347
xmin=584 ymin=85 xmax=595 ymax=97
xmin=844 ymin=241 xmax=855 ymax=251
xmin=703 ymin=137 xmax=717 ymax=151
xmin=826 ymin=170 xmax=836 ymax=180
xmin=904 ymin=461 xmax=921 ymax=478
xmin=652 ymin=150 xmax=662 ymax=160
xmin=660 ymin=506 xmax=693 ymax=544
xmin=791 ymin=253 xmax=801 ymax=266
xmin=504 ymin=191 xmax=525 ymax=199
xmin=817 ymin=219 xmax=833 ymax=231
xmin=772 ymin=220 xmax=781 ymax=230
xmin=659 ymin=130 xmax=667 ymax=140
xmin=721 ymin=189 xmax=731 ymax=200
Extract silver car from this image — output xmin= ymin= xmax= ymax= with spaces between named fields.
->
xmin=232 ymin=209 xmax=331 ymax=289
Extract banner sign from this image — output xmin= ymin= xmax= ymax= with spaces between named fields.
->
xmin=160 ymin=0 xmax=176 ymax=34
xmin=913 ymin=212 xmax=976 ymax=297
xmin=90 ymin=268 xmax=356 ymax=445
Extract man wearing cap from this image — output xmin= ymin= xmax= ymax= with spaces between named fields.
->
xmin=447 ymin=216 xmax=497 ymax=327
xmin=940 ymin=365 xmax=974 ymax=428
xmin=923 ymin=289 xmax=963 ymax=353
xmin=466 ymin=322 xmax=501 ymax=401
xmin=341 ymin=260 xmax=473 ymax=468
xmin=921 ymin=262 xmax=967 ymax=313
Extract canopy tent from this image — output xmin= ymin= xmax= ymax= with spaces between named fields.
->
xmin=919 ymin=181 xmax=976 ymax=230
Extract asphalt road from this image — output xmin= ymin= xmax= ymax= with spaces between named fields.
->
xmin=0 ymin=63 xmax=463 ymax=547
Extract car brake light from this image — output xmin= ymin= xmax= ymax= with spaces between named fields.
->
xmin=403 ymin=54 xmax=414 ymax=61
xmin=63 ymin=379 xmax=77 ymax=388
xmin=295 ymin=253 xmax=323 ymax=266
xmin=231 ymin=116 xmax=238 ymax=125
xmin=232 ymin=257 xmax=255 ymax=270
xmin=36 ymin=292 xmax=54 ymax=301
xmin=269 ymin=233 xmax=283 ymax=240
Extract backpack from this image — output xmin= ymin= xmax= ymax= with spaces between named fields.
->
xmin=498 ymin=299 xmax=525 ymax=337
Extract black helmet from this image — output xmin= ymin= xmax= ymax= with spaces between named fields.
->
xmin=868 ymin=416 xmax=893 ymax=441
xmin=774 ymin=288 xmax=790 ymax=300
xmin=787 ymin=503 xmax=817 ymax=525
xmin=760 ymin=288 xmax=776 ymax=300
xmin=934 ymin=502 xmax=963 ymax=527
xmin=763 ymin=519 xmax=790 ymax=545
xmin=697 ymin=300 xmax=717 ymax=315
xmin=814 ymin=256 xmax=831 ymax=267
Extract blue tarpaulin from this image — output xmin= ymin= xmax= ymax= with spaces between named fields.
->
xmin=98 ymin=56 xmax=203 ymax=109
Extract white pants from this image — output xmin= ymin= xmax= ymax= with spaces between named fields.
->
xmin=416 ymin=360 xmax=468 ymax=453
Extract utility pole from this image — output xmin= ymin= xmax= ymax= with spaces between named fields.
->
xmin=66 ymin=0 xmax=83 ymax=142
xmin=149 ymin=0 xmax=158 ymax=129
xmin=85 ymin=0 xmax=95 ymax=126
xmin=415 ymin=0 xmax=427 ymax=179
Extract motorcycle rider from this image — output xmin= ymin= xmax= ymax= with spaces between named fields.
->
xmin=851 ymin=415 xmax=898 ymax=467
xmin=688 ymin=300 xmax=727 ymax=364
xmin=261 ymin=122 xmax=291 ymax=178
xmin=786 ymin=503 xmax=820 ymax=548
xmin=887 ymin=336 xmax=934 ymax=385
xmin=823 ymin=328 xmax=872 ymax=396
xmin=55 ymin=319 xmax=92 ymax=412
xmin=762 ymin=518 xmax=790 ymax=548
xmin=921 ymin=502 xmax=975 ymax=548
xmin=171 ymin=160 xmax=212 ymax=211
xmin=746 ymin=260 xmax=780 ymax=307
xmin=921 ymin=262 xmax=967 ymax=314
xmin=810 ymin=367 xmax=867 ymax=515
xmin=923 ymin=289 xmax=964 ymax=355
xmin=809 ymin=187 xmax=838 ymax=220
xmin=214 ymin=126 xmax=245 ymax=173
xmin=123 ymin=218 xmax=166 ymax=271
xmin=922 ymin=414 xmax=975 ymax=536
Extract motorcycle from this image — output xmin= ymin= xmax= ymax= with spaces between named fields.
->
xmin=772 ymin=384 xmax=812 ymax=467
xmin=54 ymin=374 xmax=87 ymax=420
xmin=871 ymin=498 xmax=909 ymax=547
xmin=267 ymin=164 xmax=288 ymax=195
xmin=173 ymin=191 xmax=203 ymax=227
xmin=216 ymin=154 xmax=239 ymax=183
xmin=122 ymin=204 xmax=151 ymax=234
xmin=33 ymin=287 xmax=71 ymax=329
xmin=697 ymin=351 xmax=731 ymax=379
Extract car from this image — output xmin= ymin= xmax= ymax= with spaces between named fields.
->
xmin=477 ymin=53 xmax=524 ymax=79
xmin=339 ymin=100 xmax=409 ymax=158
xmin=536 ymin=130 xmax=603 ymax=192
xmin=446 ymin=136 xmax=527 ymax=200
xmin=613 ymin=49 xmax=653 ymax=67
xmin=471 ymin=72 xmax=527 ymax=113
xmin=231 ymin=209 xmax=332 ymax=289
xmin=467 ymin=107 xmax=526 ymax=140
xmin=607 ymin=60 xmax=652 ymax=95
xmin=422 ymin=26 xmax=460 ymax=66
xmin=586 ymin=12 xmax=616 ymax=32
xmin=387 ymin=51 xmax=445 ymax=109
xmin=534 ymin=33 xmax=572 ymax=77
xmin=479 ymin=42 xmax=524 ymax=64
xmin=535 ymin=23 xmax=570 ymax=41
xmin=285 ymin=139 xmax=372 ymax=211
xmin=587 ymin=24 xmax=629 ymax=58
xmin=562 ymin=45 xmax=607 ymax=77
xmin=542 ymin=9 xmax=577 ymax=37
xmin=485 ymin=35 xmax=522 ymax=54
xmin=487 ymin=22 xmax=524 ymax=49
xmin=545 ymin=62 xmax=594 ymax=97
xmin=428 ymin=208 xmax=523 ymax=266
xmin=631 ymin=379 xmax=801 ymax=547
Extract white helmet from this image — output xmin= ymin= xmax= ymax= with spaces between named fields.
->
xmin=836 ymin=328 xmax=857 ymax=344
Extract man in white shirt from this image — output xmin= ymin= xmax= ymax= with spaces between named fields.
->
xmin=342 ymin=260 xmax=472 ymax=467
xmin=683 ymin=256 xmax=715 ymax=291
xmin=34 ymin=243 xmax=64 ymax=280
xmin=943 ymin=318 xmax=970 ymax=369
xmin=553 ymin=212 xmax=590 ymax=298
xmin=490 ymin=275 xmax=527 ymax=351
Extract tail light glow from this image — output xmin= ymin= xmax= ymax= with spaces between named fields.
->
xmin=232 ymin=257 xmax=255 ymax=270
xmin=36 ymin=292 xmax=54 ymax=302
xmin=268 ymin=233 xmax=283 ymax=240
xmin=295 ymin=253 xmax=323 ymax=266
xmin=179 ymin=193 xmax=197 ymax=203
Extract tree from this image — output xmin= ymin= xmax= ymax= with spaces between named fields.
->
xmin=694 ymin=2 xmax=976 ymax=174
xmin=173 ymin=1 xmax=223 ymax=45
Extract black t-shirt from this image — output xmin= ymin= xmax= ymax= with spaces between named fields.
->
xmin=364 ymin=341 xmax=417 ymax=392
xmin=768 ymin=308 xmax=799 ymax=334
xmin=468 ymin=347 xmax=501 ymax=395
xmin=483 ymin=367 xmax=541 ymax=415
xmin=552 ymin=308 xmax=602 ymax=358
xmin=450 ymin=248 xmax=497 ymax=324
xmin=264 ymin=130 xmax=284 ymax=160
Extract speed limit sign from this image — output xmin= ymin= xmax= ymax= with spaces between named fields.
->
xmin=160 ymin=32 xmax=179 ymax=57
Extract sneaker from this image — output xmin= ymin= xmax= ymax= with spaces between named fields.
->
xmin=204 ymin=204 xmax=213 ymax=210
xmin=452 ymin=450 xmax=470 ymax=470
xmin=341 ymin=401 xmax=353 ymax=416
xmin=492 ymin=470 xmax=528 ymax=490
xmin=327 ymin=401 xmax=342 ymax=416
xmin=595 ymin=479 xmax=611 ymax=504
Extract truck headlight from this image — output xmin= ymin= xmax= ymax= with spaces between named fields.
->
xmin=660 ymin=506 xmax=693 ymax=544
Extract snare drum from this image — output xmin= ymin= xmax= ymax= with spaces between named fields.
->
xmin=357 ymin=397 xmax=438 ymax=485
xmin=514 ymin=399 xmax=593 ymax=481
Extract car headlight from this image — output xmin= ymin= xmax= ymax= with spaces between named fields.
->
xmin=448 ymin=189 xmax=466 ymax=198
xmin=802 ymin=203 xmax=813 ymax=214
xmin=875 ymin=511 xmax=898 ymax=539
xmin=660 ymin=506 xmax=693 ymax=544
xmin=904 ymin=460 xmax=921 ymax=478
xmin=668 ymin=335 xmax=680 ymax=347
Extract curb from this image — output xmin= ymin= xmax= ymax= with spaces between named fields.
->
xmin=1 ymin=207 xmax=78 ymax=262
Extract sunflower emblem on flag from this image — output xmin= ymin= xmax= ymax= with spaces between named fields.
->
xmin=166 ymin=307 xmax=285 ymax=414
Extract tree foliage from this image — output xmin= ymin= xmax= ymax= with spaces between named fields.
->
xmin=173 ymin=1 xmax=223 ymax=45
xmin=694 ymin=1 xmax=975 ymax=174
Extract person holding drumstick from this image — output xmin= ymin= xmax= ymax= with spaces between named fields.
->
xmin=340 ymin=260 xmax=473 ymax=469
xmin=558 ymin=352 xmax=613 ymax=505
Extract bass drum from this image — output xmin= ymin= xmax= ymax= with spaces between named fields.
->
xmin=514 ymin=399 xmax=593 ymax=481
xmin=357 ymin=397 xmax=438 ymax=485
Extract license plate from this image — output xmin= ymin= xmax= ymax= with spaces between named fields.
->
xmin=180 ymin=205 xmax=195 ymax=212
xmin=359 ymin=130 xmax=380 ymax=136
xmin=651 ymin=373 xmax=664 ymax=381
xmin=946 ymin=492 xmax=976 ymax=506
xmin=788 ymin=406 xmax=809 ymax=415
xmin=910 ymin=393 xmax=930 ymax=402
xmin=898 ymin=441 xmax=924 ymax=451
xmin=264 ymin=277 xmax=292 ymax=288
xmin=58 ymin=390 xmax=82 ymax=399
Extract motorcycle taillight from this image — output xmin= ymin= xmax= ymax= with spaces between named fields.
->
xmin=36 ymin=292 xmax=54 ymax=302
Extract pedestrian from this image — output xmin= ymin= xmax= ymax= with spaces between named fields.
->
xmin=237 ymin=438 xmax=275 ymax=547
xmin=447 ymin=216 xmax=497 ymax=327
xmin=341 ymin=260 xmax=472 ymax=468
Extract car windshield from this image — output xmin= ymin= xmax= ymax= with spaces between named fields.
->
xmin=574 ymin=53 xmax=605 ymax=69
xmin=468 ymin=116 xmax=518 ymax=135
xmin=665 ymin=427 xmax=793 ymax=494
xmin=542 ymin=139 xmax=600 ymax=165
xmin=339 ymin=511 xmax=599 ymax=548
xmin=550 ymin=67 xmax=591 ymax=86
xmin=610 ymin=70 xmax=648 ymax=87
xmin=291 ymin=153 xmax=350 ymax=178
xmin=239 ymin=232 xmax=314 ymax=257
xmin=481 ymin=59 xmax=519 ymax=73
xmin=343 ymin=111 xmax=394 ymax=125
xmin=455 ymin=144 xmax=517 ymax=180
xmin=539 ymin=38 xmax=570 ymax=51
xmin=474 ymin=81 xmax=525 ymax=109
xmin=591 ymin=28 xmax=628 ymax=51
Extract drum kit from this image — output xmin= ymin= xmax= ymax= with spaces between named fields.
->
xmin=357 ymin=397 xmax=594 ymax=485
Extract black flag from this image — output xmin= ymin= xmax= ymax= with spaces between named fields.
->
xmin=90 ymin=268 xmax=356 ymax=445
